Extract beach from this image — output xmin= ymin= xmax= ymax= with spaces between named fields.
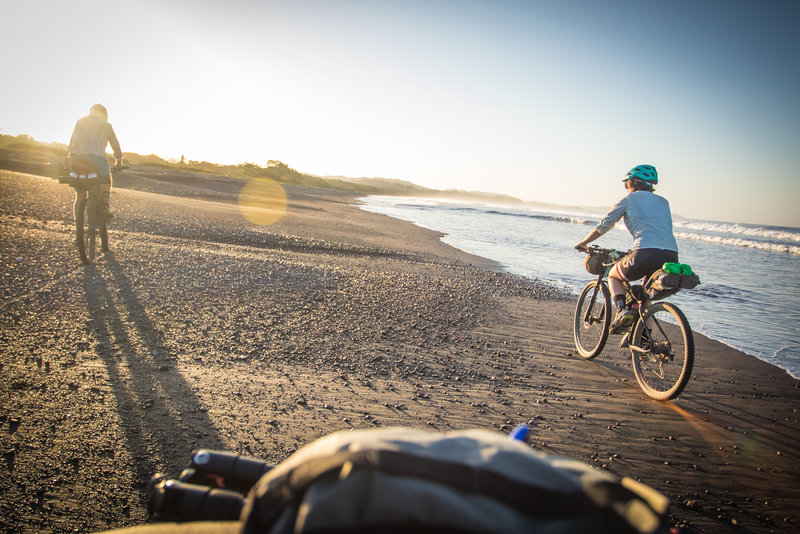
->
xmin=1 ymin=168 xmax=798 ymax=533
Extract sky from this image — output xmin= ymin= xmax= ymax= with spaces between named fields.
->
xmin=2 ymin=0 xmax=799 ymax=227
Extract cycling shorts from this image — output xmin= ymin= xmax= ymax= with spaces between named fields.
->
xmin=615 ymin=248 xmax=678 ymax=282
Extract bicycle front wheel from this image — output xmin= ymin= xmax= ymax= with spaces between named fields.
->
xmin=631 ymin=302 xmax=694 ymax=400
xmin=573 ymin=280 xmax=611 ymax=359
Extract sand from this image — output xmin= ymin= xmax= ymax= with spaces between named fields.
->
xmin=0 ymin=168 xmax=798 ymax=533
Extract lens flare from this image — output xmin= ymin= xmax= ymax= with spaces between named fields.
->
xmin=238 ymin=178 xmax=287 ymax=226
xmin=665 ymin=403 xmax=777 ymax=465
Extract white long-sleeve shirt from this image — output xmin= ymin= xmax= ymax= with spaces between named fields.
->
xmin=69 ymin=116 xmax=122 ymax=159
xmin=595 ymin=191 xmax=679 ymax=252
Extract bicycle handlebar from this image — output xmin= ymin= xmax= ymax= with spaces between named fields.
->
xmin=149 ymin=477 xmax=245 ymax=523
xmin=578 ymin=245 xmax=627 ymax=256
xmin=148 ymin=449 xmax=274 ymax=522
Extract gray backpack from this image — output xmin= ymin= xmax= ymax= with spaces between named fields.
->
xmin=239 ymin=427 xmax=670 ymax=533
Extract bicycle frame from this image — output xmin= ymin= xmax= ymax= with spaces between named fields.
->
xmin=60 ymin=158 xmax=118 ymax=264
xmin=75 ymin=184 xmax=108 ymax=264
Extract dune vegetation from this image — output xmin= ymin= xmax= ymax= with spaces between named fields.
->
xmin=0 ymin=133 xmax=523 ymax=204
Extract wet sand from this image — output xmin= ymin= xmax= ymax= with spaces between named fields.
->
xmin=0 ymin=168 xmax=798 ymax=533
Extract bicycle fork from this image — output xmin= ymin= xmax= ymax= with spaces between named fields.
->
xmin=583 ymin=279 xmax=605 ymax=325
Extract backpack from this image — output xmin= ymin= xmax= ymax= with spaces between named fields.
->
xmin=239 ymin=427 xmax=671 ymax=533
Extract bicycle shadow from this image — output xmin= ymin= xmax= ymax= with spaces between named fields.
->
xmin=81 ymin=252 xmax=224 ymax=486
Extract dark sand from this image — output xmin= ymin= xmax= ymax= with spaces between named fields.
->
xmin=0 ymin=168 xmax=798 ymax=533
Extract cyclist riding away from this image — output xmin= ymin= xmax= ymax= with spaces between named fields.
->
xmin=68 ymin=103 xmax=123 ymax=221
xmin=574 ymin=165 xmax=679 ymax=333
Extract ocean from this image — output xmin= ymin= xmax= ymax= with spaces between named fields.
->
xmin=357 ymin=196 xmax=800 ymax=380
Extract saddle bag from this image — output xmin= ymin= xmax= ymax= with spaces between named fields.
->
xmin=59 ymin=157 xmax=99 ymax=190
xmin=647 ymin=267 xmax=700 ymax=300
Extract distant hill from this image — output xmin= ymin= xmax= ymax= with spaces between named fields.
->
xmin=317 ymin=174 xmax=528 ymax=205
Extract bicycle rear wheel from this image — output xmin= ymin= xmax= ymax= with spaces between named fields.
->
xmin=75 ymin=198 xmax=92 ymax=264
xmin=573 ymin=280 xmax=611 ymax=359
xmin=86 ymin=199 xmax=99 ymax=263
xmin=631 ymin=302 xmax=694 ymax=400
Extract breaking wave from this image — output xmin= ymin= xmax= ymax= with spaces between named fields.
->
xmin=675 ymin=231 xmax=800 ymax=255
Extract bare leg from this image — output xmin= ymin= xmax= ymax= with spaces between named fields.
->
xmin=608 ymin=264 xmax=627 ymax=308
xmin=102 ymin=177 xmax=112 ymax=213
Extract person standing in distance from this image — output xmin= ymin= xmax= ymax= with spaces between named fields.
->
xmin=574 ymin=165 xmax=679 ymax=333
xmin=68 ymin=103 xmax=123 ymax=220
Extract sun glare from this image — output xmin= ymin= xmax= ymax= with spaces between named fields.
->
xmin=238 ymin=178 xmax=287 ymax=226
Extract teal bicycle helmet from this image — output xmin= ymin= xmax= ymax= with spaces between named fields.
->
xmin=623 ymin=164 xmax=658 ymax=184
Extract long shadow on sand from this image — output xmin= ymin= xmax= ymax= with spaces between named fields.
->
xmin=81 ymin=253 xmax=223 ymax=494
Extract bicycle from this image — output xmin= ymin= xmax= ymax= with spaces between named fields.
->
xmin=573 ymin=246 xmax=697 ymax=400
xmin=59 ymin=158 xmax=124 ymax=264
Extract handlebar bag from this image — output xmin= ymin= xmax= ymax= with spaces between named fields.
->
xmin=584 ymin=251 xmax=610 ymax=275
xmin=240 ymin=427 xmax=671 ymax=533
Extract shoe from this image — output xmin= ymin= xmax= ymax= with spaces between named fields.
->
xmin=609 ymin=308 xmax=634 ymax=334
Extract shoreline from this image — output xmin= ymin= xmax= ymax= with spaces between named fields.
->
xmin=353 ymin=194 xmax=800 ymax=381
xmin=1 ymin=169 xmax=798 ymax=533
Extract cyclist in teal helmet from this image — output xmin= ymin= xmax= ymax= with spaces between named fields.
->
xmin=575 ymin=165 xmax=679 ymax=333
